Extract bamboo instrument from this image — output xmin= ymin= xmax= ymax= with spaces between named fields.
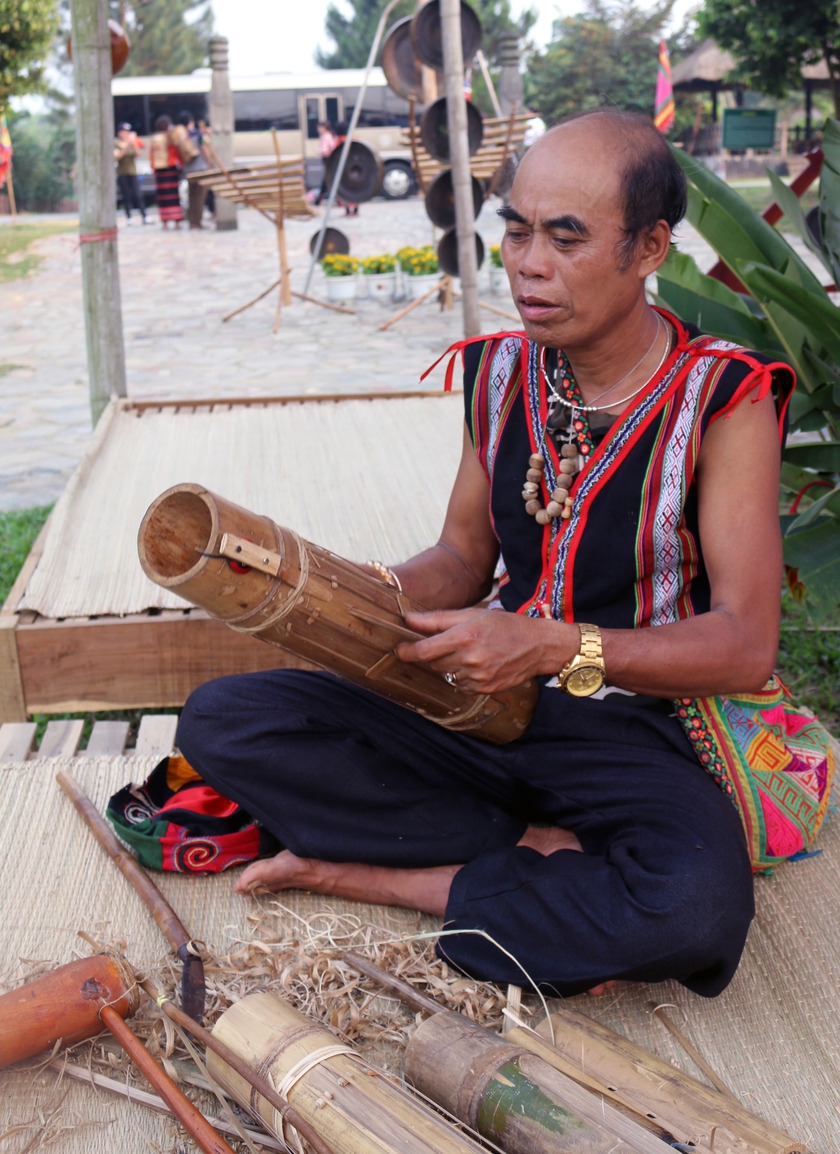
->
xmin=207 ymin=992 xmax=485 ymax=1154
xmin=139 ymin=975 xmax=334 ymax=1154
xmin=99 ymin=1005 xmax=236 ymax=1154
xmin=341 ymin=955 xmax=673 ymax=1154
xmin=138 ymin=484 xmax=539 ymax=744
xmin=535 ymin=1010 xmax=807 ymax=1154
xmin=56 ymin=770 xmax=206 ymax=1023
xmin=0 ymin=953 xmax=138 ymax=1068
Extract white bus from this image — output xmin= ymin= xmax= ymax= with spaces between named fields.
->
xmin=111 ymin=68 xmax=417 ymax=199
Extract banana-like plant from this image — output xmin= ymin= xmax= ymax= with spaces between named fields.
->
xmin=655 ymin=123 xmax=840 ymax=617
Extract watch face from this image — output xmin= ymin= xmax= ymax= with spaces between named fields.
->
xmin=565 ymin=665 xmax=605 ymax=698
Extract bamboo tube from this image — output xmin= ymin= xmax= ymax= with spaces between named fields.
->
xmin=207 ymin=993 xmax=484 ymax=1154
xmin=138 ymin=484 xmax=538 ymax=744
xmin=536 ymin=1010 xmax=806 ymax=1154
xmin=404 ymin=1010 xmax=668 ymax=1154
xmin=139 ymin=976 xmax=334 ymax=1154
xmin=648 ymin=1000 xmax=739 ymax=1101
xmin=100 ymin=1005 xmax=236 ymax=1154
xmin=0 ymin=953 xmax=138 ymax=1068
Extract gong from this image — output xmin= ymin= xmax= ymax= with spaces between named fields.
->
xmin=68 ymin=19 xmax=130 ymax=76
xmin=325 ymin=140 xmax=383 ymax=203
xmin=411 ymin=0 xmax=482 ymax=72
xmin=421 ymin=96 xmax=483 ymax=162
xmin=309 ymin=228 xmax=350 ymax=260
xmin=437 ymin=228 xmax=485 ymax=277
xmin=425 ymin=168 xmax=483 ymax=230
xmin=381 ymin=16 xmax=424 ymax=100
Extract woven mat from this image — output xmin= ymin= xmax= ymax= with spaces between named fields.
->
xmin=1 ymin=755 xmax=838 ymax=1152
xmin=17 ymin=393 xmax=463 ymax=619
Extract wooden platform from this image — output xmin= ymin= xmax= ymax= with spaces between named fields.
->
xmin=0 ymin=714 xmax=179 ymax=762
xmin=0 ymin=390 xmax=463 ymax=722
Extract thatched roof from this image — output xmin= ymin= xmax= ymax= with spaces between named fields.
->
xmin=673 ymin=37 xmax=833 ymax=91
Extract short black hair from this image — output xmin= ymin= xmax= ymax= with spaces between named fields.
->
xmin=154 ymin=114 xmax=172 ymax=132
xmin=178 ymin=110 xmax=193 ymax=126
xmin=555 ymin=108 xmax=687 ymax=266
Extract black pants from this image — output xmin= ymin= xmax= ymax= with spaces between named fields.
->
xmin=178 ymin=671 xmax=754 ymax=997
xmin=117 ymin=173 xmax=145 ymax=220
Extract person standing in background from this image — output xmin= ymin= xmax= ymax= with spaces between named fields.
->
xmin=150 ymin=115 xmax=183 ymax=229
xmin=198 ymin=119 xmax=216 ymax=221
xmin=175 ymin=111 xmax=211 ymax=229
xmin=114 ymin=123 xmax=148 ymax=225
xmin=315 ymin=120 xmax=336 ymax=205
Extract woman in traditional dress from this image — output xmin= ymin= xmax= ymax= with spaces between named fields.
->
xmin=149 ymin=115 xmax=183 ymax=229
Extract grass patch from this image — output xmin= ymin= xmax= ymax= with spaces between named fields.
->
xmin=777 ymin=594 xmax=840 ymax=734
xmin=731 ymin=184 xmax=819 ymax=233
xmin=0 ymin=221 xmax=76 ymax=283
xmin=0 ymin=504 xmax=52 ymax=607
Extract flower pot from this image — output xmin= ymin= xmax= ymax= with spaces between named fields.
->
xmin=489 ymin=266 xmax=509 ymax=295
xmin=364 ymin=271 xmax=397 ymax=303
xmin=326 ymin=275 xmax=357 ymax=303
xmin=406 ymin=272 xmax=441 ymax=300
xmin=355 ymin=271 xmax=369 ymax=300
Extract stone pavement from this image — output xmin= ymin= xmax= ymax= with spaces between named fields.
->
xmin=0 ymin=194 xmax=805 ymax=510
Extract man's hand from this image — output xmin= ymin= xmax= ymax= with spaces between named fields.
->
xmin=396 ymin=608 xmax=578 ymax=694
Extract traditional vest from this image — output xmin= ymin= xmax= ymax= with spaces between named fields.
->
xmin=426 ymin=311 xmax=834 ymax=872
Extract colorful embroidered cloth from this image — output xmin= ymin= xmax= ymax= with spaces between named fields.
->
xmin=676 ymin=679 xmax=834 ymax=871
xmin=107 ymin=756 xmax=279 ymax=873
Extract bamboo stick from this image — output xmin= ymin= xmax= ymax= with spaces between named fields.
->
xmin=222 ymin=276 xmax=282 ymax=322
xmin=139 ymin=976 xmax=334 ymax=1154
xmin=100 ymin=1005 xmax=236 ymax=1154
xmin=451 ymin=286 xmax=520 ymax=322
xmin=537 ymin=1010 xmax=805 ymax=1154
xmin=51 ymin=1061 xmax=286 ymax=1151
xmin=379 ymin=280 xmax=444 ymax=330
xmin=343 ymin=951 xmax=443 ymax=1016
xmin=291 ymin=290 xmax=355 ymax=314
xmin=270 ymin=128 xmax=292 ymax=325
xmin=648 ymin=1001 xmax=739 ymax=1102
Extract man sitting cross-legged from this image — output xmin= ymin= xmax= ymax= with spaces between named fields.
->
xmin=178 ymin=109 xmax=795 ymax=999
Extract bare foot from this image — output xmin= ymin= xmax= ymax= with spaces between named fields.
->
xmin=585 ymin=981 xmax=618 ymax=996
xmin=517 ymin=825 xmax=583 ymax=855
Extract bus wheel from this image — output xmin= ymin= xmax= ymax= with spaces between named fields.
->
xmin=381 ymin=162 xmax=415 ymax=200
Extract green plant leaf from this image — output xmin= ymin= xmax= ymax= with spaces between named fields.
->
xmin=780 ymin=463 xmax=824 ymax=495
xmin=784 ymin=442 xmax=840 ymax=472
xmin=820 ymin=120 xmax=840 ymax=287
xmin=765 ymin=166 xmax=831 ymax=276
xmin=738 ymin=263 xmax=840 ymax=365
xmin=788 ymin=483 xmax=840 ymax=530
xmin=782 ymin=517 xmax=840 ymax=617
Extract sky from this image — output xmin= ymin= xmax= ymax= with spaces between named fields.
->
xmin=211 ymin=0 xmax=698 ymax=78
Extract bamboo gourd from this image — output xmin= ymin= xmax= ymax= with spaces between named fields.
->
xmin=207 ymin=993 xmax=485 ymax=1154
xmin=138 ymin=484 xmax=538 ymax=743
xmin=0 ymin=953 xmax=138 ymax=1068
xmin=403 ymin=1010 xmax=670 ymax=1154
xmin=535 ymin=1010 xmax=806 ymax=1154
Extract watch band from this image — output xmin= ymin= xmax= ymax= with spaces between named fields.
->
xmin=577 ymin=623 xmax=602 ymax=663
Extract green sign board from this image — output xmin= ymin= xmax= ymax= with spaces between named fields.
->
xmin=722 ymin=108 xmax=777 ymax=151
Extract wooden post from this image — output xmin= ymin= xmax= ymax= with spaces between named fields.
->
xmin=208 ymin=36 xmax=237 ymax=231
xmin=271 ymin=128 xmax=292 ymax=328
xmin=6 ymin=166 xmax=16 ymax=218
xmin=69 ymin=0 xmax=127 ymax=425
xmin=440 ymin=0 xmax=480 ymax=337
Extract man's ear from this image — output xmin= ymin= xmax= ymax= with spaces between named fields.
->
xmin=636 ymin=220 xmax=672 ymax=280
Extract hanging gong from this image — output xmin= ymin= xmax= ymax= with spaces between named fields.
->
xmin=67 ymin=19 xmax=131 ymax=76
xmin=437 ymin=228 xmax=485 ymax=277
xmin=411 ymin=0 xmax=482 ymax=72
xmin=309 ymin=227 xmax=350 ymax=260
xmin=381 ymin=16 xmax=424 ymax=100
xmin=425 ymin=169 xmax=483 ymax=230
xmin=325 ymin=140 xmax=383 ymax=203
xmin=421 ymin=96 xmax=483 ymax=162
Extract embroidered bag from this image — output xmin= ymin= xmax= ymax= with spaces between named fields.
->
xmin=107 ymin=755 xmax=279 ymax=873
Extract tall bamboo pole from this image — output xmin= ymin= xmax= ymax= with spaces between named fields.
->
xmin=69 ymin=0 xmax=127 ymax=424
xmin=441 ymin=0 xmax=480 ymax=337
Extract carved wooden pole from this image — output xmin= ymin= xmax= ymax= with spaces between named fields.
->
xmin=69 ymin=0 xmax=127 ymax=424
xmin=441 ymin=0 xmax=480 ymax=337
xmin=208 ymin=36 xmax=237 ymax=231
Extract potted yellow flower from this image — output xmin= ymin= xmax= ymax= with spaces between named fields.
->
xmin=397 ymin=245 xmax=441 ymax=301
xmin=489 ymin=245 xmax=508 ymax=295
xmin=322 ymin=253 xmax=360 ymax=303
xmin=360 ymin=254 xmax=398 ymax=303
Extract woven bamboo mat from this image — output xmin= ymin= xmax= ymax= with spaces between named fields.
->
xmin=17 ymin=393 xmax=464 ymax=620
xmin=1 ymin=754 xmax=837 ymax=1151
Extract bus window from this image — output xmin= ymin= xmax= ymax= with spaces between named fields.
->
xmin=325 ymin=95 xmax=339 ymax=128
xmin=234 ymin=89 xmax=298 ymax=132
xmin=305 ymin=98 xmax=319 ymax=139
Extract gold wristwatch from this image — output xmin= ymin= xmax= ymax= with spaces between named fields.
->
xmin=557 ymin=623 xmax=605 ymax=698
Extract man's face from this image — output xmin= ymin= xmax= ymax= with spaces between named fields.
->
xmin=118 ymin=129 xmax=131 ymax=141
xmin=500 ymin=121 xmax=652 ymax=349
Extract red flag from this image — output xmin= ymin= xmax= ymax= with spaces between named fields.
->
xmin=654 ymin=40 xmax=675 ymax=133
xmin=0 ymin=115 xmax=12 ymax=188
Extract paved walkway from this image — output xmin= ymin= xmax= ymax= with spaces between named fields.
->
xmin=0 ymin=195 xmax=800 ymax=510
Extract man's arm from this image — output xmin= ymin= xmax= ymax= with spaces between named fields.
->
xmin=390 ymin=423 xmax=500 ymax=610
xmin=397 ymin=389 xmax=783 ymax=699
